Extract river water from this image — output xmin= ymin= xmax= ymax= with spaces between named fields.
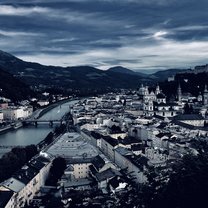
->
xmin=0 ymin=100 xmax=78 ymax=157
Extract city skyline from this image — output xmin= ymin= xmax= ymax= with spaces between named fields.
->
xmin=0 ymin=0 xmax=208 ymax=71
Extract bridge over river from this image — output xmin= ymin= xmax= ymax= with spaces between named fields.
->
xmin=23 ymin=119 xmax=64 ymax=127
xmin=0 ymin=99 xmax=79 ymax=158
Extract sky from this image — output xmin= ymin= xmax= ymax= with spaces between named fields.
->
xmin=0 ymin=0 xmax=208 ymax=72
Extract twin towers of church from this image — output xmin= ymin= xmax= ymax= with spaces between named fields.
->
xmin=138 ymin=84 xmax=165 ymax=103
xmin=203 ymin=84 xmax=208 ymax=105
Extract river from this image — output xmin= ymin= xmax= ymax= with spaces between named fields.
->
xmin=0 ymin=100 xmax=78 ymax=157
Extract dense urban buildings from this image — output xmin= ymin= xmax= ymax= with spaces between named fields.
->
xmin=1 ymin=82 xmax=208 ymax=207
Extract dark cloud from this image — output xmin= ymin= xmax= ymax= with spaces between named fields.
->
xmin=0 ymin=0 xmax=208 ymax=70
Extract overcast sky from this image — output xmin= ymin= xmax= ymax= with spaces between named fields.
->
xmin=0 ymin=0 xmax=208 ymax=71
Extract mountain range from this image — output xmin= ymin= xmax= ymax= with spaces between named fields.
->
xmin=108 ymin=66 xmax=187 ymax=81
xmin=0 ymin=50 xmax=207 ymax=100
xmin=0 ymin=51 xmax=153 ymax=90
xmin=108 ymin=66 xmax=147 ymax=77
xmin=0 ymin=50 xmax=186 ymax=86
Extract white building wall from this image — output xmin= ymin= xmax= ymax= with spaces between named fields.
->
xmin=101 ymin=138 xmax=115 ymax=162
xmin=71 ymin=163 xmax=91 ymax=179
xmin=137 ymin=127 xmax=154 ymax=141
xmin=114 ymin=150 xmax=147 ymax=184
xmin=182 ymin=120 xmax=204 ymax=127
xmin=0 ymin=112 xmax=3 ymax=121
xmin=80 ymin=124 xmax=100 ymax=131
xmin=152 ymin=136 xmax=163 ymax=148
xmin=3 ymin=161 xmax=51 ymax=208
xmin=37 ymin=101 xmax=49 ymax=106
xmin=110 ymin=133 xmax=127 ymax=139
xmin=3 ymin=108 xmax=30 ymax=120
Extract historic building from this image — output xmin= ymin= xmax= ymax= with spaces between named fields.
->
xmin=203 ymin=85 xmax=208 ymax=105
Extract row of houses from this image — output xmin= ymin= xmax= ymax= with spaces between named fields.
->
xmin=0 ymin=106 xmax=33 ymax=122
xmin=43 ymin=132 xmax=128 ymax=193
xmin=0 ymin=156 xmax=52 ymax=208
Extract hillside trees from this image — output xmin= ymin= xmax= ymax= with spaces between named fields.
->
xmin=143 ymin=140 xmax=208 ymax=208
xmin=0 ymin=145 xmax=38 ymax=182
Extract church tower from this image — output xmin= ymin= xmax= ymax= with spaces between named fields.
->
xmin=177 ymin=83 xmax=182 ymax=102
xmin=155 ymin=84 xmax=160 ymax=95
xmin=203 ymin=84 xmax=208 ymax=105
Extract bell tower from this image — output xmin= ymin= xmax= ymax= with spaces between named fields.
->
xmin=155 ymin=84 xmax=160 ymax=95
xmin=203 ymin=84 xmax=208 ymax=105
xmin=177 ymin=83 xmax=182 ymax=102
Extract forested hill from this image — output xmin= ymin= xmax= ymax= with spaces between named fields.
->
xmin=0 ymin=50 xmax=153 ymax=90
xmin=0 ymin=67 xmax=35 ymax=101
xmin=159 ymin=71 xmax=208 ymax=99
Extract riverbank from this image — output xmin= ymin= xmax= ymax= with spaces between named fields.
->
xmin=0 ymin=121 xmax=25 ymax=134
xmin=37 ymin=97 xmax=77 ymax=119
xmin=0 ymin=125 xmax=13 ymax=135
xmin=0 ymin=99 xmax=78 ymax=157
xmin=0 ymin=98 xmax=76 ymax=134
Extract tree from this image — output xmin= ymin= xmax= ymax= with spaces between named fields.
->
xmin=25 ymin=145 xmax=38 ymax=160
xmin=144 ymin=143 xmax=208 ymax=208
xmin=0 ymin=152 xmax=19 ymax=181
xmin=54 ymin=124 xmax=66 ymax=135
xmin=0 ymin=145 xmax=38 ymax=182
xmin=46 ymin=157 xmax=66 ymax=186
xmin=11 ymin=147 xmax=27 ymax=166
xmin=44 ymin=132 xmax=54 ymax=144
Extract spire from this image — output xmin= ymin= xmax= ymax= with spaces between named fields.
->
xmin=178 ymin=83 xmax=181 ymax=90
xmin=155 ymin=84 xmax=160 ymax=95
xmin=144 ymin=86 xmax=149 ymax=95
xmin=203 ymin=84 xmax=208 ymax=105
xmin=177 ymin=83 xmax=182 ymax=101
xmin=204 ymin=84 xmax=208 ymax=92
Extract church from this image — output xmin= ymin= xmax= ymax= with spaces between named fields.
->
xmin=137 ymin=84 xmax=181 ymax=118
xmin=138 ymin=84 xmax=161 ymax=103
xmin=203 ymin=85 xmax=208 ymax=105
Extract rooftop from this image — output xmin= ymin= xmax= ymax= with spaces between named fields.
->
xmin=125 ymin=155 xmax=149 ymax=170
xmin=2 ymin=177 xmax=25 ymax=193
xmin=157 ymin=93 xmax=166 ymax=99
xmin=174 ymin=114 xmax=204 ymax=121
xmin=13 ymin=166 xmax=38 ymax=185
xmin=102 ymin=136 xmax=118 ymax=147
xmin=95 ymin=168 xmax=122 ymax=182
xmin=63 ymin=178 xmax=93 ymax=188
xmin=131 ymin=144 xmax=144 ymax=151
xmin=92 ymin=155 xmax=105 ymax=171
xmin=119 ymin=136 xmax=141 ymax=145
xmin=46 ymin=132 xmax=98 ymax=161
xmin=115 ymin=146 xmax=133 ymax=156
